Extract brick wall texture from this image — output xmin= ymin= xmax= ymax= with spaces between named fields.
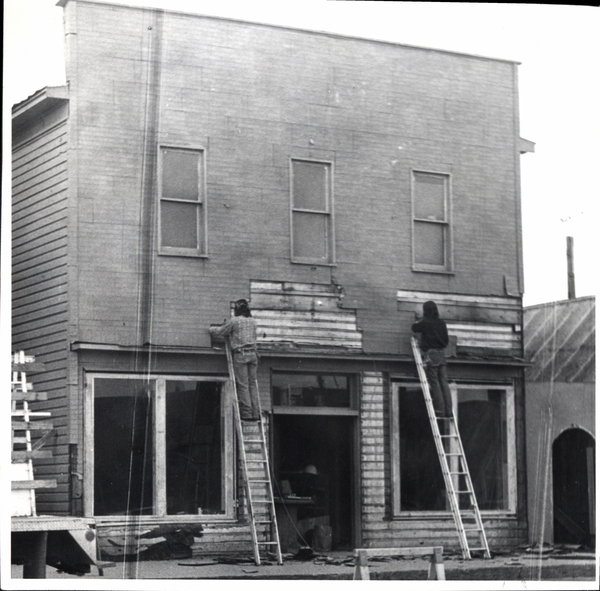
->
xmin=65 ymin=0 xmax=522 ymax=355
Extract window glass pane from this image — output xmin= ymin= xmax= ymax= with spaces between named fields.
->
xmin=162 ymin=149 xmax=200 ymax=202
xmin=457 ymin=388 xmax=508 ymax=510
xmin=94 ymin=379 xmax=154 ymax=516
xmin=414 ymin=221 xmax=445 ymax=266
xmin=398 ymin=386 xmax=446 ymax=510
xmin=166 ymin=381 xmax=223 ymax=515
xmin=414 ymin=173 xmax=446 ymax=221
xmin=161 ymin=201 xmax=200 ymax=249
xmin=293 ymin=161 xmax=328 ymax=211
xmin=273 ymin=373 xmax=350 ymax=407
xmin=292 ymin=212 xmax=327 ymax=260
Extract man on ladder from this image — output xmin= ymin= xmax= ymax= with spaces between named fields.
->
xmin=411 ymin=300 xmax=491 ymax=559
xmin=210 ymin=299 xmax=260 ymax=421
xmin=411 ymin=300 xmax=453 ymax=420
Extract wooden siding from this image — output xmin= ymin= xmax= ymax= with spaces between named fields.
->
xmin=359 ymin=371 xmax=527 ymax=551
xmin=12 ymin=106 xmax=70 ymax=515
xmin=397 ymin=290 xmax=522 ymax=358
xmin=251 ymin=281 xmax=362 ymax=350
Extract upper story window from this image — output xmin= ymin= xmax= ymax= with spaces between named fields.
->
xmin=159 ymin=146 xmax=207 ymax=257
xmin=412 ymin=171 xmax=452 ymax=272
xmin=290 ymin=159 xmax=334 ymax=264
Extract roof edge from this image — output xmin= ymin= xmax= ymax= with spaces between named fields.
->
xmin=55 ymin=0 xmax=521 ymax=66
xmin=524 ymin=295 xmax=596 ymax=311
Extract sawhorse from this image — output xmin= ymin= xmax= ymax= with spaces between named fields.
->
xmin=353 ymin=546 xmax=445 ymax=580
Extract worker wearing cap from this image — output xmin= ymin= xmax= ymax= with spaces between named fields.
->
xmin=210 ymin=299 xmax=260 ymax=421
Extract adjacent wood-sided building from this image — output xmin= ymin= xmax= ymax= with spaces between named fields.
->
xmin=12 ymin=0 xmax=534 ymax=558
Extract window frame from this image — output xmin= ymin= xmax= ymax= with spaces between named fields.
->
xmin=390 ymin=379 xmax=516 ymax=518
xmin=271 ymin=370 xmax=359 ymax=416
xmin=158 ymin=145 xmax=208 ymax=258
xmin=411 ymin=169 xmax=453 ymax=273
xmin=84 ymin=373 xmax=234 ymax=520
xmin=289 ymin=158 xmax=335 ymax=265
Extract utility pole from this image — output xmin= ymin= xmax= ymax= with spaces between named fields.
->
xmin=567 ymin=236 xmax=576 ymax=300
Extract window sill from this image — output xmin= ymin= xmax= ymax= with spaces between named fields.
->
xmin=93 ymin=514 xmax=236 ymax=525
xmin=158 ymin=251 xmax=208 ymax=259
xmin=291 ymin=260 xmax=337 ymax=267
xmin=391 ymin=511 xmax=517 ymax=520
xmin=412 ymin=266 xmax=454 ymax=275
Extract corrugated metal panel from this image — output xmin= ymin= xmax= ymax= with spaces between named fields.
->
xmin=251 ymin=281 xmax=362 ymax=350
xmin=523 ymin=297 xmax=595 ymax=383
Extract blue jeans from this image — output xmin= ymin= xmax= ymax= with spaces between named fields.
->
xmin=232 ymin=347 xmax=259 ymax=419
xmin=424 ymin=349 xmax=453 ymax=416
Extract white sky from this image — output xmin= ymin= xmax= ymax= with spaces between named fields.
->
xmin=3 ymin=0 xmax=599 ymax=307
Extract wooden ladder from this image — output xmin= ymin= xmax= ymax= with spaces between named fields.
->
xmin=225 ymin=341 xmax=283 ymax=566
xmin=410 ymin=337 xmax=491 ymax=559
xmin=11 ymin=352 xmax=57 ymax=516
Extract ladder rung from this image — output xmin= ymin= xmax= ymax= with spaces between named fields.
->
xmin=449 ymin=471 xmax=467 ymax=475
xmin=246 ymin=459 xmax=268 ymax=463
xmin=244 ymin=439 xmax=264 ymax=444
xmin=249 ymin=480 xmax=270 ymax=484
xmin=257 ymin=541 xmax=279 ymax=545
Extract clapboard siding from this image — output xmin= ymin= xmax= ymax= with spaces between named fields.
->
xmin=12 ymin=105 xmax=70 ymax=515
xmin=251 ymin=281 xmax=363 ymax=350
xmin=397 ymin=290 xmax=522 ymax=357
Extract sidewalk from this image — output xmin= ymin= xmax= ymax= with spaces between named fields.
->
xmin=10 ymin=546 xmax=598 ymax=582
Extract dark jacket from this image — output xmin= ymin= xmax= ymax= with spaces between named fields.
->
xmin=411 ymin=301 xmax=449 ymax=351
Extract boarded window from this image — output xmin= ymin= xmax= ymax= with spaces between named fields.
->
xmin=91 ymin=376 xmax=232 ymax=517
xmin=412 ymin=171 xmax=451 ymax=271
xmin=291 ymin=159 xmax=333 ymax=263
xmin=159 ymin=147 xmax=206 ymax=256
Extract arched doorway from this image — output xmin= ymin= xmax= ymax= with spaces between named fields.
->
xmin=552 ymin=428 xmax=595 ymax=547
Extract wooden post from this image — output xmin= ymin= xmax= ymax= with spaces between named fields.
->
xmin=567 ymin=236 xmax=576 ymax=300
xmin=428 ymin=546 xmax=446 ymax=580
xmin=22 ymin=531 xmax=48 ymax=578
xmin=353 ymin=549 xmax=370 ymax=580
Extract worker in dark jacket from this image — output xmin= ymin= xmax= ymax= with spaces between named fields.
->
xmin=411 ymin=300 xmax=453 ymax=418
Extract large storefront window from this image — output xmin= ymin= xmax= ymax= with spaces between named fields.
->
xmin=88 ymin=375 xmax=233 ymax=518
xmin=391 ymin=382 xmax=516 ymax=515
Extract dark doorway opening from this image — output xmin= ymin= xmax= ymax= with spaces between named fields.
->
xmin=272 ymin=415 xmax=354 ymax=550
xmin=553 ymin=428 xmax=595 ymax=548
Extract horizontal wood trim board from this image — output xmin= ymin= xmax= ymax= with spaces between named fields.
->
xmin=12 ymin=421 xmax=54 ymax=430
xmin=251 ymin=281 xmax=337 ymax=296
xmin=397 ymin=291 xmax=520 ymax=308
xmin=12 ymin=450 xmax=54 ymax=460
xmin=254 ymin=310 xmax=357 ymax=322
xmin=12 ymin=479 xmax=58 ymax=490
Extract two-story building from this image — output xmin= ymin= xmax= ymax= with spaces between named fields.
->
xmin=12 ymin=0 xmax=534 ymax=558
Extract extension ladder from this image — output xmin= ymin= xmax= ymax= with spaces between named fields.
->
xmin=411 ymin=336 xmax=491 ymax=559
xmin=225 ymin=341 xmax=283 ymax=565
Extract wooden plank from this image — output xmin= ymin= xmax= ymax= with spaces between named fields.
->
xmin=12 ymin=451 xmax=53 ymax=461
xmin=12 ymin=480 xmax=58 ymax=490
xmin=12 ymin=421 xmax=54 ymax=431
xmin=11 ymin=391 xmax=49 ymax=402
xmin=397 ymin=290 xmax=520 ymax=308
